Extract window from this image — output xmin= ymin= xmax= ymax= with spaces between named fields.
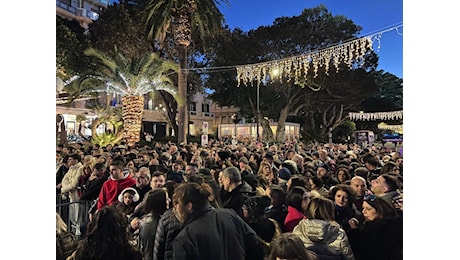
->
xmin=202 ymin=103 xmax=210 ymax=113
xmin=189 ymin=102 xmax=196 ymax=112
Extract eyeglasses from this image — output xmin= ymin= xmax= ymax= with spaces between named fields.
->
xmin=364 ymin=194 xmax=377 ymax=202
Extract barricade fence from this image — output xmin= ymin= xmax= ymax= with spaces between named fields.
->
xmin=56 ymin=194 xmax=94 ymax=236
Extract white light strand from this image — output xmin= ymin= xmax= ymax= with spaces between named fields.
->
xmin=236 ymin=37 xmax=373 ymax=87
xmin=378 ymin=122 xmax=403 ymax=132
xmin=348 ymin=110 xmax=403 ymax=121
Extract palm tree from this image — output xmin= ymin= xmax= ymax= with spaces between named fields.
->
xmin=90 ymin=106 xmax=125 ymax=146
xmin=145 ymin=0 xmax=229 ymax=144
xmin=79 ymin=47 xmax=183 ymax=147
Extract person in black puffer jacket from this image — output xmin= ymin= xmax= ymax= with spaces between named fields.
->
xmin=152 ymin=181 xmax=181 ymax=260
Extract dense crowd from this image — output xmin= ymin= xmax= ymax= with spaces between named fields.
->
xmin=56 ymin=138 xmax=403 ymax=260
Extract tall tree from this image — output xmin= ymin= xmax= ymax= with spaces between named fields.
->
xmin=357 ymin=70 xmax=403 ymax=131
xmin=88 ymin=0 xmax=153 ymax=59
xmin=76 ymin=48 xmax=182 ymax=147
xmin=56 ymin=16 xmax=91 ymax=81
xmin=144 ymin=0 xmax=229 ymax=144
xmin=207 ymin=5 xmax=378 ymax=142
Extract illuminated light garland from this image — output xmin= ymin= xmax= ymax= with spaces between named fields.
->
xmin=348 ymin=110 xmax=403 ymax=121
xmin=121 ymin=95 xmax=145 ymax=146
xmin=232 ymin=24 xmax=402 ymax=87
xmin=378 ymin=122 xmax=403 ymax=133
xmin=236 ymin=37 xmax=373 ymax=87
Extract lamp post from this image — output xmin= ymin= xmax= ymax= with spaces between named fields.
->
xmin=256 ymin=84 xmax=260 ymax=141
xmin=231 ymin=113 xmax=237 ymax=138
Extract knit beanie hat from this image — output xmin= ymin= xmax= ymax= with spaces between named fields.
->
xmin=277 ymin=167 xmax=292 ymax=181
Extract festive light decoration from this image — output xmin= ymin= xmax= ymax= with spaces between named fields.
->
xmin=378 ymin=122 xmax=403 ymax=134
xmin=348 ymin=110 xmax=403 ymax=121
xmin=122 ymin=95 xmax=144 ymax=146
xmin=233 ymin=24 xmax=402 ymax=87
xmin=60 ymin=72 xmax=178 ymax=146
xmin=236 ymin=37 xmax=373 ymax=87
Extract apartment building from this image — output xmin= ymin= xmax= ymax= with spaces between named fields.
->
xmin=56 ymin=0 xmax=108 ymax=28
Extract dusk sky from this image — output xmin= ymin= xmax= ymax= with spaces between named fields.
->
xmin=219 ymin=0 xmax=403 ymax=79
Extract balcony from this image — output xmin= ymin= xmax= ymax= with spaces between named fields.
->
xmin=57 ymin=1 xmax=101 ymax=21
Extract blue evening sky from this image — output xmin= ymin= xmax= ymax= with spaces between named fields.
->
xmin=218 ymin=0 xmax=403 ymax=79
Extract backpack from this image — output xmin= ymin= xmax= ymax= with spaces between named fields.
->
xmin=307 ymin=244 xmax=344 ymax=260
xmin=56 ymin=232 xmax=79 ymax=260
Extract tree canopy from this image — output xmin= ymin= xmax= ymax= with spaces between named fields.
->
xmin=205 ymin=5 xmax=382 ymax=142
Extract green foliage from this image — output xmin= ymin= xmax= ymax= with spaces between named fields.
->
xmin=331 ymin=120 xmax=356 ymax=143
xmin=145 ymin=0 xmax=229 ymax=46
xmin=356 ymin=70 xmax=403 ymax=131
xmin=364 ymin=70 xmax=403 ymax=110
xmin=88 ymin=2 xmax=153 ymax=59
xmin=82 ymin=47 xmax=181 ymax=104
xmin=91 ymin=132 xmax=119 ymax=147
xmin=56 ymin=16 xmax=91 ymax=79
xmin=90 ymin=106 xmax=124 ymax=146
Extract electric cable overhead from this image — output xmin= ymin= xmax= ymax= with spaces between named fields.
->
xmin=182 ymin=23 xmax=403 ymax=81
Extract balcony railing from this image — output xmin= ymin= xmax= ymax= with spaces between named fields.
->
xmin=189 ymin=111 xmax=214 ymax=117
xmin=56 ymin=0 xmax=100 ymax=21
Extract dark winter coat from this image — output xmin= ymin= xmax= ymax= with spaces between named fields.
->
xmin=320 ymin=174 xmax=339 ymax=190
xmin=173 ymin=206 xmax=264 ymax=260
xmin=264 ymin=204 xmax=288 ymax=232
xmin=334 ymin=204 xmax=364 ymax=234
xmin=135 ymin=185 xmax=152 ymax=203
xmin=139 ymin=213 xmax=161 ymax=260
xmin=347 ymin=216 xmax=403 ymax=260
xmin=79 ymin=175 xmax=108 ymax=201
xmin=221 ymin=182 xmax=255 ymax=217
xmin=153 ymin=209 xmax=182 ymax=260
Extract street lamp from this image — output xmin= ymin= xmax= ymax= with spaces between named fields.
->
xmin=256 ymin=84 xmax=260 ymax=142
xmin=231 ymin=113 xmax=237 ymax=138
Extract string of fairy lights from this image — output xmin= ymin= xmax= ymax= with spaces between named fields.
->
xmin=348 ymin=110 xmax=403 ymax=121
xmin=377 ymin=122 xmax=403 ymax=133
xmin=184 ymin=23 xmax=402 ymax=88
xmin=350 ymin=111 xmax=403 ymax=134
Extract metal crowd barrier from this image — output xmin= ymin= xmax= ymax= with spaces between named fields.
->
xmin=56 ymin=194 xmax=93 ymax=236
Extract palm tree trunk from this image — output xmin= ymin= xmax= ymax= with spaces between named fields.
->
xmin=177 ymin=44 xmax=188 ymax=145
xmin=121 ymin=95 xmax=144 ymax=147
xmin=58 ymin=121 xmax=68 ymax=146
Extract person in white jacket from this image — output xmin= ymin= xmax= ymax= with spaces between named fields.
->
xmin=60 ymin=153 xmax=84 ymax=235
xmin=292 ymin=196 xmax=355 ymax=260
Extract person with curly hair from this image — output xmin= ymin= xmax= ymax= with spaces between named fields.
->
xmin=68 ymin=206 xmax=142 ymax=260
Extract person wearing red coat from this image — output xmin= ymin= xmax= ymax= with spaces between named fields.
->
xmin=97 ymin=159 xmax=136 ymax=210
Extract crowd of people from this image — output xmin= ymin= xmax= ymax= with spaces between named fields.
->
xmin=56 ymin=138 xmax=403 ymax=260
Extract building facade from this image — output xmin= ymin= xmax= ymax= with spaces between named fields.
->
xmin=56 ymin=0 xmax=108 ymax=28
